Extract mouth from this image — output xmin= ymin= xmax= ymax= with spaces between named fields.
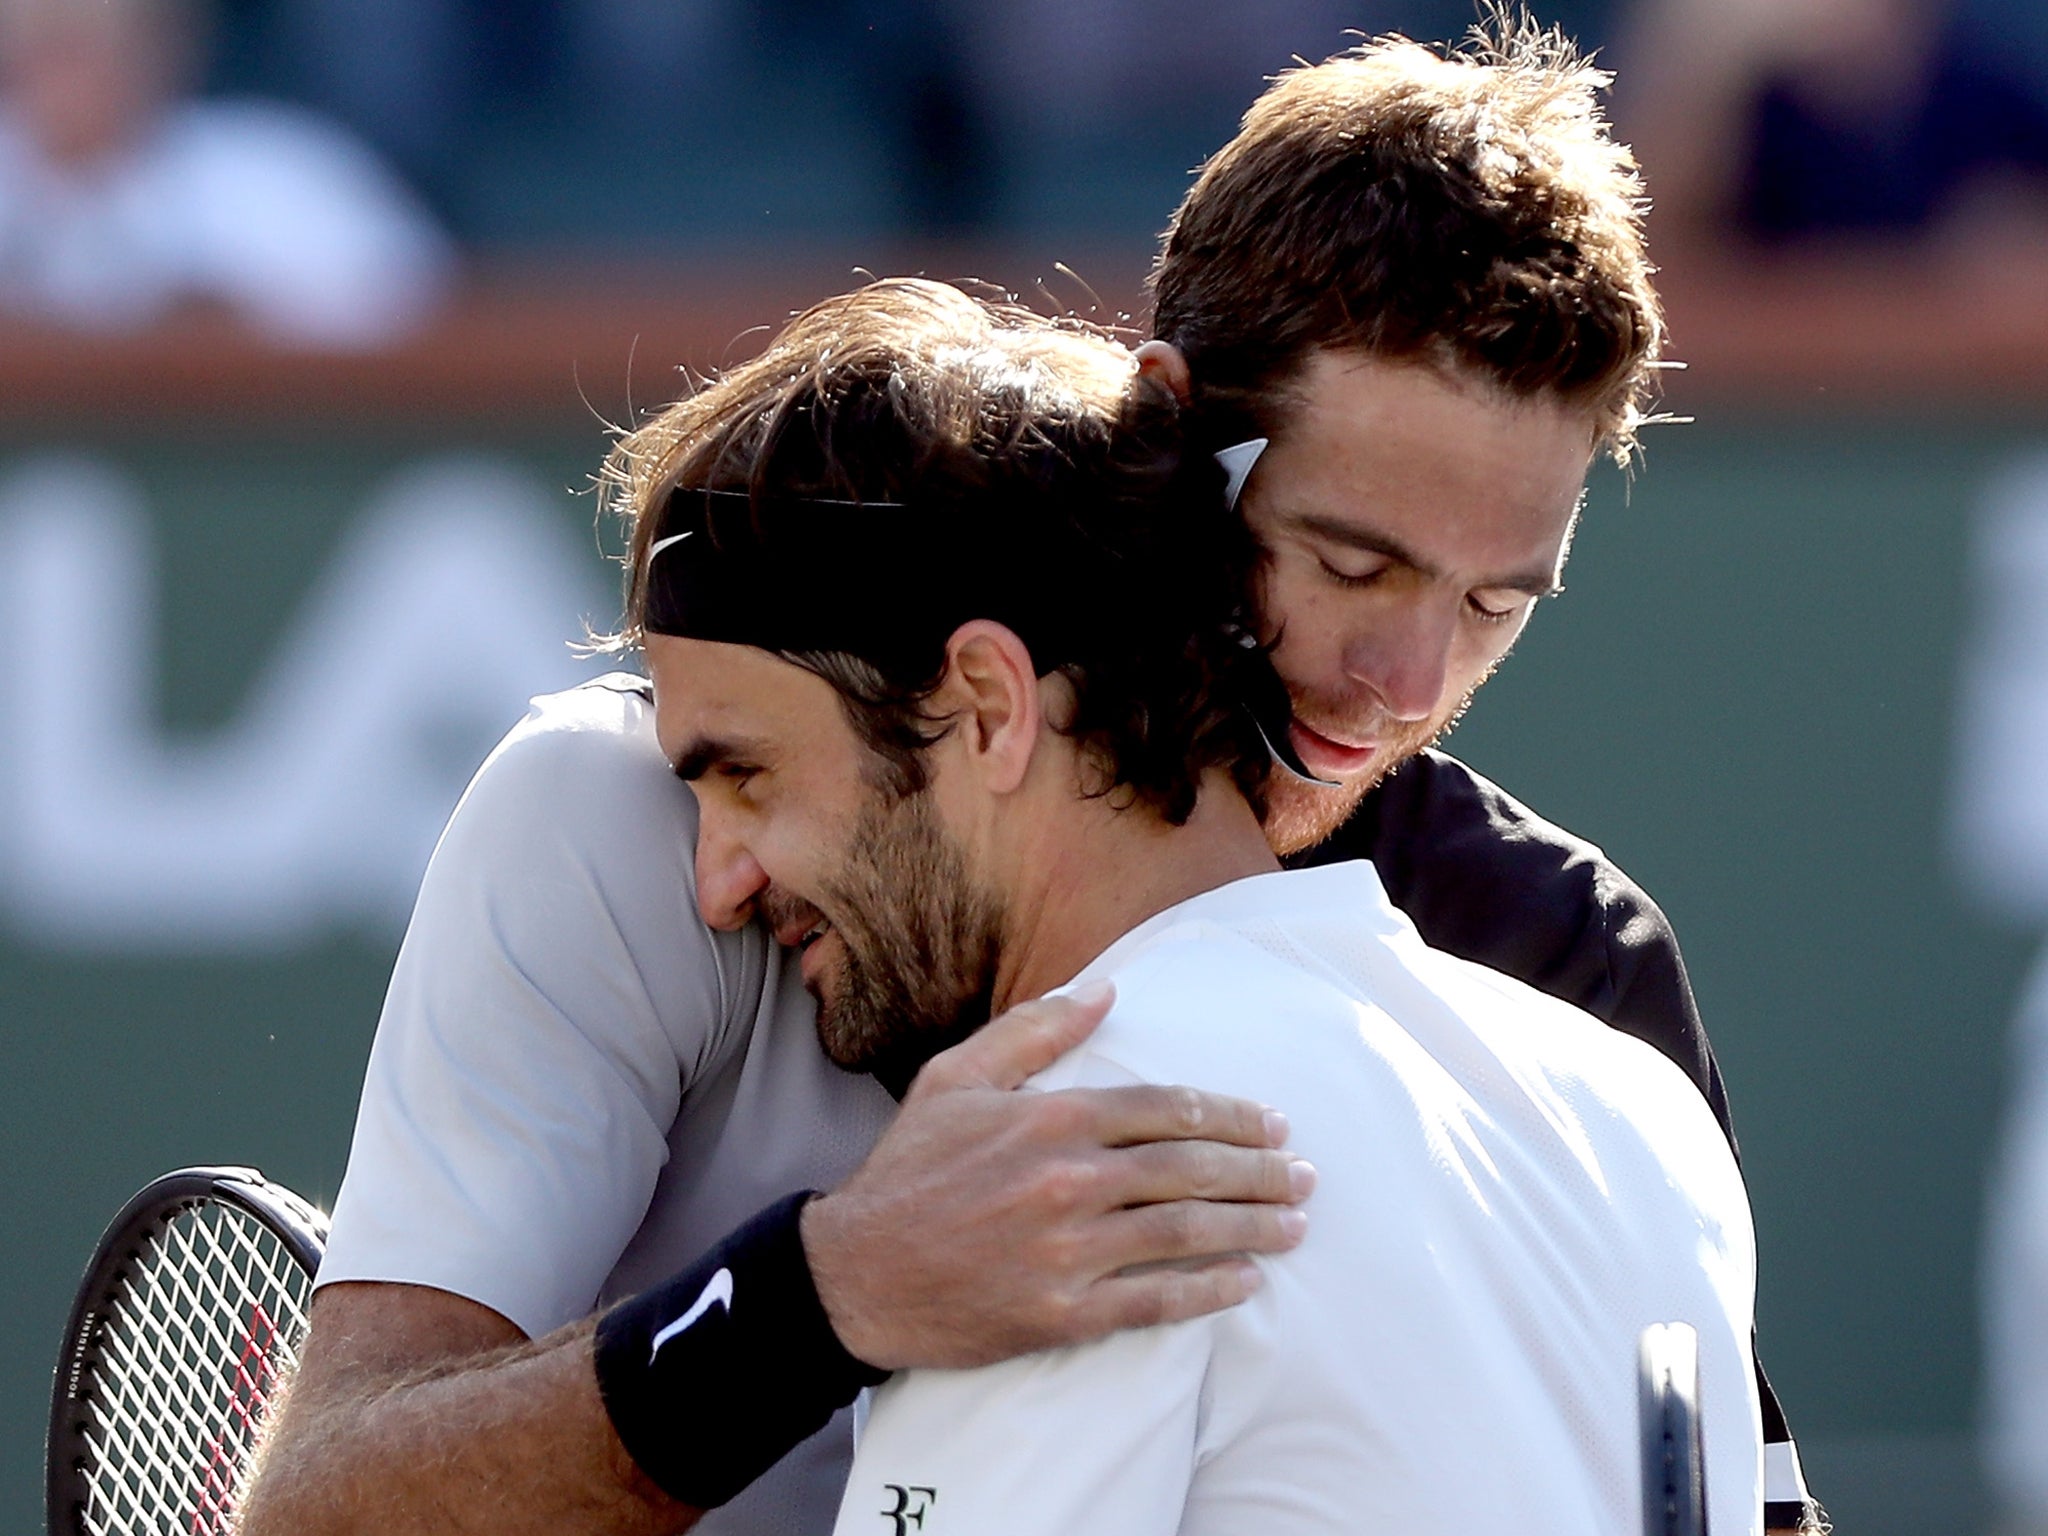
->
xmin=1286 ymin=718 xmax=1380 ymax=781
xmin=776 ymin=915 xmax=835 ymax=990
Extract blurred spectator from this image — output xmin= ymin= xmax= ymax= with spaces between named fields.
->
xmin=264 ymin=0 xmax=994 ymax=238
xmin=963 ymin=0 xmax=1359 ymax=134
xmin=0 ymin=0 xmax=453 ymax=348
xmin=218 ymin=2 xmax=1599 ymax=252
xmin=1987 ymin=953 xmax=2048 ymax=1536
xmin=1619 ymin=0 xmax=2048 ymax=258
xmin=803 ymin=0 xmax=1000 ymax=233
xmin=1962 ymin=456 xmax=2048 ymax=1536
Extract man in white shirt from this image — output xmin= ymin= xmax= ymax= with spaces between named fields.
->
xmin=833 ymin=867 xmax=1756 ymax=1535
xmin=625 ymin=275 xmax=1762 ymax=1533
xmin=248 ymin=23 xmax=1811 ymax=1536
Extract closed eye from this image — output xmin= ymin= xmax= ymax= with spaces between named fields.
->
xmin=1467 ymin=584 xmax=1560 ymax=624
xmin=672 ymin=733 xmax=768 ymax=786
xmin=1317 ymin=555 xmax=1390 ymax=590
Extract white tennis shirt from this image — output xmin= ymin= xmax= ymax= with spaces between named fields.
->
xmin=834 ymin=863 xmax=1763 ymax=1536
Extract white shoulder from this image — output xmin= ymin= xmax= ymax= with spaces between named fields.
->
xmin=163 ymin=98 xmax=444 ymax=219
xmin=1027 ymin=926 xmax=1293 ymax=1094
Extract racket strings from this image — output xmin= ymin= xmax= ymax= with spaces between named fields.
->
xmin=91 ymin=1222 xmax=264 ymax=1523
xmin=73 ymin=1201 xmax=315 ymax=1536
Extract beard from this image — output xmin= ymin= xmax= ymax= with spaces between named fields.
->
xmin=1262 ymin=767 xmax=1381 ymax=859
xmin=767 ymin=785 xmax=1007 ymax=1096
xmin=1262 ymin=680 xmax=1482 ymax=856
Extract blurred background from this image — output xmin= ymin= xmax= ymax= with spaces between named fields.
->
xmin=4 ymin=0 xmax=2047 ymax=1530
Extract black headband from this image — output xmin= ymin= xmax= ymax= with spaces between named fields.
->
xmin=640 ymin=487 xmax=1095 ymax=678
xmin=640 ymin=446 xmax=1337 ymax=787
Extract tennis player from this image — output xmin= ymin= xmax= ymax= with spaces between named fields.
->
xmin=613 ymin=276 xmax=1763 ymax=1533
xmin=245 ymin=21 xmax=1815 ymax=1536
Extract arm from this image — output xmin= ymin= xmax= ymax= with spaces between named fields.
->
xmin=806 ymin=983 xmax=1309 ymax=1370
xmin=240 ymin=1284 xmax=698 ymax=1536
xmin=243 ymin=990 xmax=1308 ymax=1535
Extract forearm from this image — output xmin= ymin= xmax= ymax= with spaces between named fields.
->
xmin=246 ymin=989 xmax=1305 ymax=1532
xmin=239 ymin=1320 xmax=697 ymax=1536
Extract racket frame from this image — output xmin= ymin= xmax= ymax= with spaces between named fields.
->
xmin=1639 ymin=1319 xmax=1709 ymax=1536
xmin=46 ymin=1165 xmax=328 ymax=1536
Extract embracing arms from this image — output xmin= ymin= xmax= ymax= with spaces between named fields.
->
xmin=239 ymin=990 xmax=1309 ymax=1536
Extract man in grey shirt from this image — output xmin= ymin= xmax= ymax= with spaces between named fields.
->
xmin=247 ymin=23 xmax=1816 ymax=1536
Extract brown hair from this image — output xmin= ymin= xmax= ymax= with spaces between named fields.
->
xmin=1150 ymin=12 xmax=1662 ymax=461
xmin=599 ymin=277 xmax=1283 ymax=824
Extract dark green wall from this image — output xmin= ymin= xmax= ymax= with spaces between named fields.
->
xmin=6 ymin=415 xmax=2041 ymax=1534
xmin=2 ymin=427 xmax=608 ymax=1534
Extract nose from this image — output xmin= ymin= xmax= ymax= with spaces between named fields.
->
xmin=1342 ymin=595 xmax=1456 ymax=723
xmin=693 ymin=812 xmax=769 ymax=931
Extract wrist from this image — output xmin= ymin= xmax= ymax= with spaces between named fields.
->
xmin=799 ymin=1190 xmax=900 ymax=1372
xmin=592 ymin=1191 xmax=890 ymax=1509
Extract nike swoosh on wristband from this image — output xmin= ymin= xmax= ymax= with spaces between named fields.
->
xmin=647 ymin=1267 xmax=734 ymax=1365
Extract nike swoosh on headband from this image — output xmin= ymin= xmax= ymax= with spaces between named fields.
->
xmin=649 ymin=529 xmax=696 ymax=559
xmin=648 ymin=1266 xmax=733 ymax=1364
xmin=1213 ymin=437 xmax=1334 ymax=787
xmin=1215 ymin=437 xmax=1268 ymax=511
xmin=643 ymin=454 xmax=1327 ymax=783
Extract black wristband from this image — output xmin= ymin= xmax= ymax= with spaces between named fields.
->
xmin=592 ymin=1190 xmax=890 ymax=1509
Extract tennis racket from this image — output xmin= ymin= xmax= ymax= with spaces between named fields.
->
xmin=1639 ymin=1320 xmax=1709 ymax=1536
xmin=47 ymin=1166 xmax=328 ymax=1536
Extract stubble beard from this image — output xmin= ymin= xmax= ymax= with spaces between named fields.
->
xmin=1263 ymin=686 xmax=1479 ymax=857
xmin=805 ymin=786 xmax=1006 ymax=1094
xmin=1262 ymin=769 xmax=1378 ymax=858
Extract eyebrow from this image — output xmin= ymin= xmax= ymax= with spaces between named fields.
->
xmin=1282 ymin=509 xmax=1564 ymax=598
xmin=671 ymin=733 xmax=764 ymax=783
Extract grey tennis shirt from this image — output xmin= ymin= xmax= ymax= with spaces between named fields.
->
xmin=318 ymin=674 xmax=898 ymax=1536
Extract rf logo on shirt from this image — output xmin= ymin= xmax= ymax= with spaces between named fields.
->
xmin=879 ymin=1484 xmax=936 ymax=1532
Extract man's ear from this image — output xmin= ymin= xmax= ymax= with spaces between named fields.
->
xmin=938 ymin=620 xmax=1041 ymax=794
xmin=1134 ymin=340 xmax=1192 ymax=404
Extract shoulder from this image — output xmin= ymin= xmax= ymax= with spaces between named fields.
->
xmin=156 ymin=98 xmax=450 ymax=264
xmin=449 ymin=674 xmax=673 ymax=824
xmin=1314 ymin=749 xmax=1656 ymax=925
xmin=499 ymin=671 xmax=654 ymax=731
xmin=322 ymin=678 xmax=773 ymax=1330
xmin=1303 ymin=748 xmax=1680 ymax=987
xmin=1308 ymin=751 xmax=1721 ymax=1105
xmin=1029 ymin=877 xmax=1391 ymax=1094
xmin=405 ymin=673 xmax=752 ymax=1032
xmin=429 ymin=676 xmax=679 ymax=873
xmin=1083 ymin=869 xmax=1729 ymax=1175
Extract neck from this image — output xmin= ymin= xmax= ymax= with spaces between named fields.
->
xmin=989 ymin=770 xmax=1281 ymax=1013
